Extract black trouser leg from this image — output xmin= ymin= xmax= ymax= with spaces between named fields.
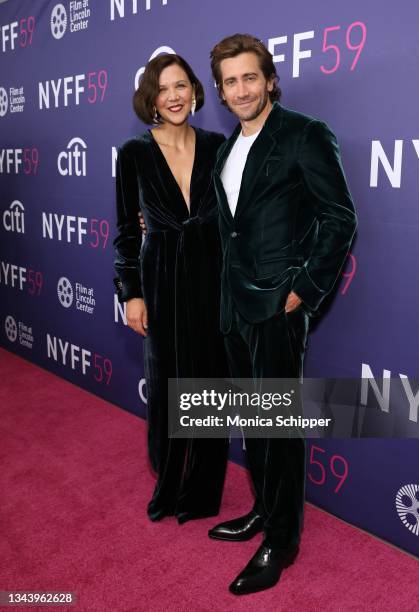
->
xmin=224 ymin=306 xmax=308 ymax=548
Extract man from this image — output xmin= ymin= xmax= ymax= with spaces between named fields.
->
xmin=208 ymin=34 xmax=357 ymax=595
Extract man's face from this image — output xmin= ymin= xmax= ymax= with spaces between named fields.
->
xmin=219 ymin=52 xmax=274 ymax=121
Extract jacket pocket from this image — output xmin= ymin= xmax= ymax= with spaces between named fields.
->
xmin=265 ymin=156 xmax=284 ymax=176
xmin=255 ymin=257 xmax=303 ymax=281
xmin=258 ymin=256 xmax=304 ymax=265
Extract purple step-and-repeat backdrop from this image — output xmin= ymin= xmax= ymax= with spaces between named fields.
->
xmin=0 ymin=0 xmax=418 ymax=557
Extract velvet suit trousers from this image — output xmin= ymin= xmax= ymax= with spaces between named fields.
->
xmin=224 ymin=304 xmax=308 ymax=548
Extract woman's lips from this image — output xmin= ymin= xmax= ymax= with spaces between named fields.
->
xmin=168 ymin=105 xmax=183 ymax=112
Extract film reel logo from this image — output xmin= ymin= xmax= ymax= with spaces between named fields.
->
xmin=57 ymin=276 xmax=73 ymax=308
xmin=5 ymin=315 xmax=17 ymax=342
xmin=395 ymin=484 xmax=419 ymax=536
xmin=51 ymin=4 xmax=68 ymax=39
xmin=0 ymin=87 xmax=9 ymax=117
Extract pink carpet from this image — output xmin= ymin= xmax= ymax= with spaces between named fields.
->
xmin=0 ymin=348 xmax=417 ymax=611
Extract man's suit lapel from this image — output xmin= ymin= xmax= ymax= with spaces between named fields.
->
xmin=214 ymin=102 xmax=284 ymax=223
xmin=234 ymin=102 xmax=284 ymax=221
xmin=213 ymin=122 xmax=241 ymax=222
xmin=215 ymin=122 xmax=241 ymax=175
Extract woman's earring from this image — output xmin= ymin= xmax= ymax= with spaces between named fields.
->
xmin=191 ymin=97 xmax=196 ymax=117
xmin=153 ymin=106 xmax=158 ymax=123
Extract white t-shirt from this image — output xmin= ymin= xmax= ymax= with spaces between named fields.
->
xmin=221 ymin=129 xmax=261 ymax=217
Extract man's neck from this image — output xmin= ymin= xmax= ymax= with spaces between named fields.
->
xmin=240 ymin=100 xmax=273 ymax=136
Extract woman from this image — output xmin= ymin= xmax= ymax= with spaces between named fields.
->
xmin=113 ymin=54 xmax=229 ymax=523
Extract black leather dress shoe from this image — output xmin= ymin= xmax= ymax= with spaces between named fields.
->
xmin=229 ymin=543 xmax=299 ymax=595
xmin=208 ymin=510 xmax=263 ymax=541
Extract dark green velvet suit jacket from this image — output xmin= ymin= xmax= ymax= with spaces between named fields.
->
xmin=214 ymin=102 xmax=357 ymax=333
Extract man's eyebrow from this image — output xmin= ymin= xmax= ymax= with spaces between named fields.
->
xmin=224 ymin=72 xmax=258 ymax=82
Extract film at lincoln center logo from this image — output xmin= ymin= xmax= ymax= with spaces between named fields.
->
xmin=0 ymin=87 xmax=8 ymax=117
xmin=57 ymin=276 xmax=96 ymax=314
xmin=57 ymin=276 xmax=74 ymax=308
xmin=51 ymin=4 xmax=68 ymax=39
xmin=5 ymin=315 xmax=17 ymax=342
xmin=395 ymin=483 xmax=419 ymax=536
xmin=51 ymin=2 xmax=91 ymax=39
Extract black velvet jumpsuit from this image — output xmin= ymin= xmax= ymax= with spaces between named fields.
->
xmin=113 ymin=127 xmax=229 ymax=523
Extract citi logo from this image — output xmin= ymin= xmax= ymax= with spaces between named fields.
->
xmin=395 ymin=484 xmax=419 ymax=536
xmin=58 ymin=138 xmax=87 ymax=176
xmin=3 ymin=200 xmax=25 ymax=233
xmin=0 ymin=87 xmax=8 ymax=117
xmin=51 ymin=4 xmax=68 ymax=39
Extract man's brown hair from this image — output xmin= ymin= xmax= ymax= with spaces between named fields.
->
xmin=210 ymin=33 xmax=281 ymax=108
xmin=133 ymin=54 xmax=204 ymax=125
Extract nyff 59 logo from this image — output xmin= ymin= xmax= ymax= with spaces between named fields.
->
xmin=0 ymin=261 xmax=43 ymax=296
xmin=0 ymin=148 xmax=39 ymax=174
xmin=1 ymin=17 xmax=35 ymax=52
xmin=110 ymin=0 xmax=168 ymax=21
xmin=47 ymin=333 xmax=113 ymax=385
xmin=39 ymin=70 xmax=108 ymax=109
xmin=42 ymin=212 xmax=109 ymax=248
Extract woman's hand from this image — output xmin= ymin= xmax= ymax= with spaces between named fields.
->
xmin=126 ymin=298 xmax=148 ymax=337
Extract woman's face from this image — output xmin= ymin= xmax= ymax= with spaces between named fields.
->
xmin=154 ymin=63 xmax=194 ymax=125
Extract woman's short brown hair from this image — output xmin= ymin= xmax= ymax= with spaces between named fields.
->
xmin=133 ymin=54 xmax=204 ymax=124
xmin=210 ymin=33 xmax=281 ymax=108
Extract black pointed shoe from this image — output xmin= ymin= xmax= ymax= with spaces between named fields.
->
xmin=208 ymin=510 xmax=263 ymax=541
xmin=229 ymin=543 xmax=299 ymax=595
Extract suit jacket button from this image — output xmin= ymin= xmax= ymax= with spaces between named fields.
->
xmin=231 ymin=231 xmax=238 ymax=238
